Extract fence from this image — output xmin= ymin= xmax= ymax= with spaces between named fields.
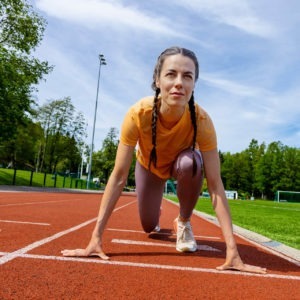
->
xmin=0 ymin=168 xmax=100 ymax=190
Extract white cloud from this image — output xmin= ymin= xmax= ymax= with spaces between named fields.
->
xmin=35 ymin=0 xmax=184 ymax=37
xmin=173 ymin=0 xmax=276 ymax=38
xmin=200 ymin=72 xmax=270 ymax=98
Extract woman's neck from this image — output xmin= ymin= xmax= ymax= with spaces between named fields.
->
xmin=159 ymin=104 xmax=185 ymax=129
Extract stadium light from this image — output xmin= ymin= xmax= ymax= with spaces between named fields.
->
xmin=87 ymin=54 xmax=107 ymax=189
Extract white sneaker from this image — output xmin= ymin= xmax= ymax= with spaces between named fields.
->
xmin=152 ymin=207 xmax=162 ymax=233
xmin=173 ymin=217 xmax=197 ymax=252
xmin=153 ymin=224 xmax=160 ymax=232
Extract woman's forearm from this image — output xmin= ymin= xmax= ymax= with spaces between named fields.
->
xmin=91 ymin=143 xmax=135 ymax=239
xmin=211 ymin=189 xmax=237 ymax=251
xmin=92 ymin=171 xmax=127 ymax=238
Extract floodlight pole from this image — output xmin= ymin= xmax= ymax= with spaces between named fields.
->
xmin=87 ymin=54 xmax=106 ymax=189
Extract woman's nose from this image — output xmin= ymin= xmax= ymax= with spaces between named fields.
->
xmin=174 ymin=75 xmax=183 ymax=87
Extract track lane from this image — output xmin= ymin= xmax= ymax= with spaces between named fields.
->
xmin=0 ymin=191 xmax=299 ymax=299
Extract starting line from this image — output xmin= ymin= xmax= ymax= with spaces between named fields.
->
xmin=111 ymin=238 xmax=221 ymax=252
xmin=107 ymin=228 xmax=221 ymax=240
xmin=0 ymin=251 xmax=299 ymax=281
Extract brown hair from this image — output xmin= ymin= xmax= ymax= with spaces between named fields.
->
xmin=148 ymin=47 xmax=199 ymax=176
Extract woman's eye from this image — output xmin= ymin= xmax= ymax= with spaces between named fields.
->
xmin=166 ymin=72 xmax=175 ymax=77
xmin=184 ymin=74 xmax=193 ymax=79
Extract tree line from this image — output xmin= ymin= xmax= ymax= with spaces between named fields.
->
xmin=220 ymin=139 xmax=300 ymax=199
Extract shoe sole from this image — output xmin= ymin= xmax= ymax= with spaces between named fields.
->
xmin=176 ymin=245 xmax=197 ymax=253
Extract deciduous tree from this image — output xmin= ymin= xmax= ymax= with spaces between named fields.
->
xmin=0 ymin=0 xmax=52 ymax=143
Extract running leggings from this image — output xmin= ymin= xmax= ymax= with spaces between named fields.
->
xmin=135 ymin=148 xmax=204 ymax=233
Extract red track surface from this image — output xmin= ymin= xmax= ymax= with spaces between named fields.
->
xmin=0 ymin=191 xmax=299 ymax=299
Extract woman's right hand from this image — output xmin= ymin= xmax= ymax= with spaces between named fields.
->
xmin=61 ymin=235 xmax=109 ymax=260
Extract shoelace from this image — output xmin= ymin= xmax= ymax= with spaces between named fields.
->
xmin=178 ymin=223 xmax=193 ymax=241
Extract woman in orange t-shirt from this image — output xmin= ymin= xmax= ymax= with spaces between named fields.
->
xmin=62 ymin=46 xmax=266 ymax=274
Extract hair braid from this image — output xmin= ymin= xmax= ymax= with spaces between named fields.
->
xmin=188 ymin=92 xmax=198 ymax=176
xmin=148 ymin=88 xmax=160 ymax=171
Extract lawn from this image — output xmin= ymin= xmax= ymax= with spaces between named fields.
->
xmin=0 ymin=168 xmax=96 ymax=190
xmin=165 ymin=195 xmax=300 ymax=250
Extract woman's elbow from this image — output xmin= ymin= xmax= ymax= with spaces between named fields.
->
xmin=111 ymin=169 xmax=129 ymax=188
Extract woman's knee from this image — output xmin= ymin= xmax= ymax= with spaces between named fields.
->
xmin=173 ymin=149 xmax=203 ymax=177
xmin=141 ymin=219 xmax=157 ymax=233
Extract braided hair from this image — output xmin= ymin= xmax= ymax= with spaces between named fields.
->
xmin=149 ymin=47 xmax=199 ymax=176
xmin=148 ymin=87 xmax=160 ymax=170
xmin=188 ymin=92 xmax=198 ymax=176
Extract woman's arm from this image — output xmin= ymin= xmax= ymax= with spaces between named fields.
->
xmin=62 ymin=142 xmax=135 ymax=259
xmin=201 ymin=148 xmax=266 ymax=274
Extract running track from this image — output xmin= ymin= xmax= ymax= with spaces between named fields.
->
xmin=0 ymin=191 xmax=299 ymax=299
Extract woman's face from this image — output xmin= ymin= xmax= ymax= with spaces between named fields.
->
xmin=156 ymin=54 xmax=196 ymax=111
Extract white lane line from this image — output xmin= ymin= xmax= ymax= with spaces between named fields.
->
xmin=113 ymin=200 xmax=136 ymax=212
xmin=107 ymin=228 xmax=221 ymax=240
xmin=0 ymin=220 xmax=50 ymax=226
xmin=111 ymin=239 xmax=221 ymax=252
xmin=0 ymin=200 xmax=136 ymax=265
xmin=0 ymin=200 xmax=76 ymax=207
xmin=0 ymin=252 xmax=299 ymax=281
xmin=0 ymin=217 xmax=97 ymax=265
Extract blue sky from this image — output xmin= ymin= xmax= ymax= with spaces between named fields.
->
xmin=30 ymin=0 xmax=300 ymax=153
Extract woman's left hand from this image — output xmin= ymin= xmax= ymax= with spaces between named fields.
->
xmin=216 ymin=251 xmax=267 ymax=274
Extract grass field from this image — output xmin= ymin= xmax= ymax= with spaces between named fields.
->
xmin=165 ymin=195 xmax=300 ymax=250
xmin=0 ymin=168 xmax=98 ymax=190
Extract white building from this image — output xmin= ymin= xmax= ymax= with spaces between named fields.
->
xmin=225 ymin=190 xmax=238 ymax=200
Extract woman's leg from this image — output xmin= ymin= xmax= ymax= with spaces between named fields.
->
xmin=172 ymin=149 xmax=204 ymax=219
xmin=135 ymin=161 xmax=165 ymax=233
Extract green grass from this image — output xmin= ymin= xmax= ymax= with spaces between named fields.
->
xmin=0 ymin=168 xmax=97 ymax=190
xmin=165 ymin=195 xmax=300 ymax=250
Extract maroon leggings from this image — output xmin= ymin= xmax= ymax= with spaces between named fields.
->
xmin=135 ymin=148 xmax=204 ymax=233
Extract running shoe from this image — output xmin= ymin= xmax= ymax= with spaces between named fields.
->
xmin=173 ymin=217 xmax=197 ymax=252
xmin=153 ymin=207 xmax=162 ymax=232
xmin=153 ymin=224 xmax=160 ymax=232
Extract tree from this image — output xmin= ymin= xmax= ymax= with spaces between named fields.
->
xmin=93 ymin=127 xmax=136 ymax=187
xmin=220 ymin=151 xmax=234 ymax=189
xmin=221 ymin=151 xmax=251 ymax=196
xmin=245 ymin=139 xmax=266 ymax=197
xmin=279 ymin=146 xmax=300 ymax=191
xmin=94 ymin=128 xmax=119 ymax=183
xmin=0 ymin=0 xmax=52 ymax=142
xmin=35 ymin=97 xmax=87 ymax=173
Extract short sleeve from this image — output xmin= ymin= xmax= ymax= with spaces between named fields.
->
xmin=120 ymin=107 xmax=139 ymax=146
xmin=196 ymin=107 xmax=218 ymax=151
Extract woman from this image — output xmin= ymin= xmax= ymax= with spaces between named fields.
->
xmin=62 ymin=46 xmax=266 ymax=274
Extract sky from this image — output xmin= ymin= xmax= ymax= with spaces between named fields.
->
xmin=29 ymin=0 xmax=300 ymax=153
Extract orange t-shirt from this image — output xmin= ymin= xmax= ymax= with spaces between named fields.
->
xmin=120 ymin=96 xmax=217 ymax=179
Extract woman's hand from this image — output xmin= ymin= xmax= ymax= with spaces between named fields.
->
xmin=61 ymin=236 xmax=109 ymax=260
xmin=216 ymin=249 xmax=267 ymax=274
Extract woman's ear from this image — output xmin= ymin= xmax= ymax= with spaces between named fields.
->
xmin=155 ymin=77 xmax=160 ymax=89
